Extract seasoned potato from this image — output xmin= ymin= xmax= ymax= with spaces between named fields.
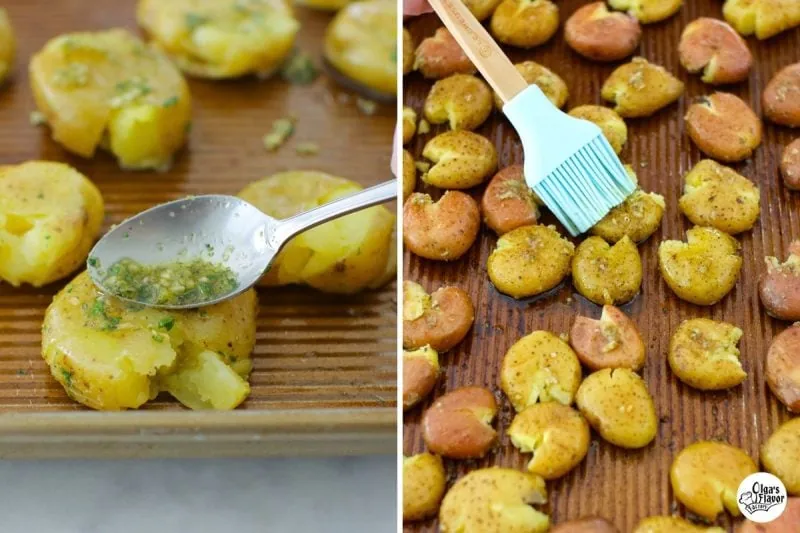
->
xmin=29 ymin=29 xmax=191 ymax=171
xmin=686 ymin=93 xmax=762 ymax=162
xmin=238 ymin=171 xmax=395 ymax=293
xmin=137 ymin=0 xmax=299 ymax=79
xmin=402 ymin=149 xmax=416 ymax=200
xmin=424 ymin=74 xmax=492 ymax=131
xmin=402 ymin=107 xmax=416 ymax=144
xmin=572 ymin=236 xmax=642 ymax=305
xmin=679 ymin=18 xmax=752 ymax=85
xmin=608 ymin=0 xmax=682 ymax=23
xmin=668 ymin=318 xmax=746 ymax=390
xmin=678 ymin=160 xmax=760 ymax=234
xmin=490 ymin=0 xmax=559 ymax=49
xmin=461 ymin=0 xmax=503 ymax=21
xmin=488 ymin=225 xmax=575 ymax=299
xmin=403 ymin=453 xmax=447 ymax=521
xmin=658 ymin=226 xmax=742 ymax=305
xmin=591 ymin=183 xmax=665 ymax=244
xmin=439 ymin=468 xmax=550 ymax=533
xmin=42 ymin=271 xmax=257 ymax=410
xmin=601 ymin=57 xmax=684 ymax=118
xmin=570 ymin=305 xmax=645 ymax=371
xmin=403 ymin=345 xmax=439 ymax=411
xmin=552 ymin=518 xmax=619 ymax=533
xmin=576 ymin=368 xmax=657 ymax=448
xmin=481 ymin=165 xmax=540 ymax=235
xmin=494 ymin=61 xmax=568 ymax=110
xmin=634 ymin=516 xmax=725 ymax=533
xmin=0 ymin=161 xmax=103 ymax=288
xmin=760 ymin=241 xmax=800 ymax=320
xmin=421 ymin=131 xmax=497 ymax=189
xmin=423 ymin=387 xmax=498 ymax=459
xmin=761 ymin=418 xmax=800 ymax=495
xmin=568 ymin=106 xmax=628 ymax=155
xmin=738 ymin=498 xmax=800 ymax=533
xmin=403 ymin=191 xmax=480 ymax=261
xmin=508 ymin=403 xmax=590 ymax=480
xmin=324 ymin=0 xmax=396 ymax=96
xmin=766 ymin=324 xmax=800 ymax=412
xmin=763 ymin=63 xmax=800 ymax=127
xmin=501 ymin=331 xmax=582 ymax=412
xmin=402 ymin=28 xmax=414 ymax=75
xmin=0 ymin=9 xmax=15 ymax=84
xmin=403 ymin=281 xmax=474 ymax=351
xmin=782 ymin=138 xmax=800 ymax=189
xmin=565 ymin=3 xmax=641 ymax=62
xmin=414 ymin=27 xmax=475 ymax=80
xmin=723 ymin=0 xmax=800 ymax=40
xmin=670 ymin=440 xmax=757 ymax=520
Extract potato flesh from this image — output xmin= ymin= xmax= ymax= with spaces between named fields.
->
xmin=669 ymin=318 xmax=746 ymax=390
xmin=572 ymin=236 xmax=642 ymax=305
xmin=761 ymin=418 xmax=800 ymax=495
xmin=403 ymin=453 xmax=447 ymax=521
xmin=591 ymin=189 xmax=664 ymax=243
xmin=601 ymin=57 xmax=684 ymax=117
xmin=0 ymin=8 xmax=15 ymax=83
xmin=723 ymin=0 xmax=800 ymax=39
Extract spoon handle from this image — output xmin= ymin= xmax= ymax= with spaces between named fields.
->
xmin=268 ymin=179 xmax=397 ymax=248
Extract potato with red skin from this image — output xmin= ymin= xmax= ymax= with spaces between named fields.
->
xmin=414 ymin=27 xmax=475 ymax=80
xmin=760 ymin=241 xmax=800 ymax=321
xmin=565 ymin=3 xmax=641 ymax=62
xmin=678 ymin=18 xmax=752 ymax=85
xmin=685 ymin=93 xmax=762 ymax=162
xmin=738 ymin=498 xmax=800 ymax=533
xmin=403 ymin=191 xmax=480 ymax=261
xmin=402 ymin=28 xmax=414 ymax=75
xmin=552 ymin=518 xmax=619 ymax=533
xmin=421 ymin=130 xmax=498 ymax=189
xmin=601 ymin=57 xmax=684 ymax=118
xmin=568 ymin=106 xmax=628 ymax=155
xmin=763 ymin=63 xmax=800 ymax=127
xmin=570 ymin=305 xmax=645 ymax=371
xmin=424 ymin=74 xmax=492 ymax=131
xmin=403 ymin=345 xmax=439 ymax=411
xmin=403 ymin=281 xmax=474 ymax=351
xmin=766 ymin=324 xmax=800 ymax=413
xmin=634 ymin=516 xmax=724 ymax=533
xmin=781 ymin=139 xmax=800 ymax=189
xmin=761 ymin=418 xmax=800 ymax=496
xmin=494 ymin=61 xmax=568 ymax=110
xmin=481 ymin=165 xmax=540 ymax=235
xmin=490 ymin=0 xmax=559 ymax=49
xmin=422 ymin=386 xmax=498 ymax=459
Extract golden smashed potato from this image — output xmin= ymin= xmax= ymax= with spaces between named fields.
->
xmin=576 ymin=368 xmax=657 ymax=448
xmin=421 ymin=130 xmax=497 ymax=189
xmin=570 ymin=305 xmax=645 ymax=371
xmin=423 ymin=386 xmax=498 ymax=459
xmin=414 ymin=27 xmax=475 ymax=79
xmin=0 ymin=161 xmax=103 ymax=288
xmin=685 ymin=93 xmax=762 ymax=162
xmin=495 ymin=61 xmax=568 ymax=110
xmin=424 ymin=74 xmax=492 ymax=131
xmin=461 ymin=0 xmax=503 ymax=21
xmin=137 ymin=0 xmax=299 ymax=79
xmin=42 ymin=271 xmax=257 ymax=410
xmin=763 ymin=63 xmax=800 ymax=127
xmin=738 ymin=498 xmax=800 ymax=533
xmin=766 ymin=324 xmax=800 ymax=412
xmin=30 ymin=29 xmax=191 ymax=171
xmin=403 ymin=191 xmax=480 ymax=261
xmin=658 ymin=226 xmax=742 ymax=305
xmin=403 ymin=453 xmax=447 ymax=521
xmin=501 ymin=331 xmax=582 ymax=412
xmin=723 ymin=0 xmax=800 ymax=40
xmin=490 ymin=0 xmax=559 ymax=49
xmin=591 ymin=188 xmax=665 ymax=244
xmin=508 ymin=403 xmax=590 ymax=480
xmin=565 ymin=3 xmax=641 ymax=62
xmin=238 ymin=171 xmax=395 ymax=293
xmin=760 ymin=241 xmax=800 ymax=321
xmin=679 ymin=18 xmax=752 ymax=85
xmin=481 ymin=165 xmax=540 ymax=235
xmin=761 ymin=418 xmax=800 ymax=495
xmin=572 ymin=236 xmax=642 ymax=306
xmin=402 ymin=149 xmax=416 ymax=200
xmin=678 ymin=160 xmax=760 ymax=235
xmin=324 ymin=0 xmax=396 ymax=96
xmin=568 ymin=106 xmax=628 ymax=155
xmin=403 ymin=345 xmax=439 ymax=411
xmin=402 ymin=28 xmax=414 ymax=75
xmin=633 ymin=516 xmax=725 ymax=533
xmin=0 ymin=8 xmax=15 ymax=84
xmin=403 ymin=281 xmax=474 ymax=351
xmin=488 ymin=225 xmax=575 ymax=299
xmin=439 ymin=468 xmax=550 ymax=533
xmin=608 ymin=0 xmax=682 ymax=23
xmin=669 ymin=318 xmax=746 ymax=390
xmin=670 ymin=440 xmax=757 ymax=520
xmin=552 ymin=518 xmax=619 ymax=533
xmin=402 ymin=107 xmax=416 ymax=145
xmin=601 ymin=57 xmax=684 ymax=118
xmin=782 ymin=139 xmax=800 ymax=189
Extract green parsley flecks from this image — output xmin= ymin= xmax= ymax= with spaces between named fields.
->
xmin=52 ymin=62 xmax=90 ymax=88
xmin=263 ymin=117 xmax=295 ymax=152
xmin=280 ymin=51 xmax=319 ymax=85
xmin=162 ymin=95 xmax=179 ymax=108
xmin=110 ymin=76 xmax=152 ymax=108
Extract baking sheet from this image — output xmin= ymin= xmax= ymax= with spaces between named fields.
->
xmin=403 ymin=2 xmax=800 ymax=529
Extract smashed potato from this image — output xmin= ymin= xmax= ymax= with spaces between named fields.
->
xmin=591 ymin=183 xmax=665 ymax=244
xmin=576 ymin=368 xmax=657 ymax=448
xmin=760 ymin=241 xmax=800 ymax=320
xmin=0 ymin=161 xmax=103 ymax=288
xmin=723 ymin=0 xmax=800 ymax=40
xmin=423 ymin=386 xmax=498 ymax=459
xmin=658 ymin=226 xmax=742 ymax=305
xmin=552 ymin=518 xmax=619 ymax=533
xmin=678 ymin=160 xmax=760 ymax=234
xmin=570 ymin=305 xmax=645 ymax=371
xmin=501 ymin=331 xmax=582 ymax=412
xmin=738 ymin=498 xmax=800 ymax=533
xmin=685 ymin=93 xmax=762 ymax=162
xmin=782 ymin=139 xmax=800 ymax=189
xmin=461 ymin=0 xmax=503 ymax=21
xmin=403 ymin=281 xmax=474 ymax=351
xmin=402 ymin=28 xmax=414 ymax=75
xmin=42 ymin=271 xmax=257 ymax=410
xmin=403 ymin=345 xmax=439 ymax=411
xmin=402 ymin=149 xmax=416 ymax=200
xmin=488 ymin=225 xmax=575 ymax=299
xmin=565 ymin=3 xmax=641 ymax=62
xmin=670 ymin=440 xmax=757 ymax=520
xmin=403 ymin=191 xmax=480 ymax=261
xmin=634 ymin=517 xmax=725 ymax=533
xmin=421 ymin=131 xmax=497 ymax=189
xmin=439 ymin=468 xmax=550 ymax=533
xmin=568 ymin=106 xmax=628 ymax=155
xmin=508 ymin=403 xmax=590 ymax=480
xmin=761 ymin=418 xmax=800 ymax=495
xmin=238 ymin=171 xmax=395 ymax=293
xmin=669 ymin=318 xmax=746 ymax=390
xmin=601 ymin=57 xmax=684 ymax=118
xmin=679 ymin=18 xmax=752 ymax=85
xmin=608 ymin=0 xmax=682 ymax=23
xmin=495 ymin=62 xmax=568 ymax=110
xmin=572 ymin=236 xmax=642 ymax=306
xmin=30 ymin=29 xmax=191 ymax=170
xmin=0 ymin=9 xmax=15 ymax=84
xmin=766 ymin=324 xmax=800 ymax=412
xmin=414 ymin=27 xmax=475 ymax=80
xmin=402 ymin=107 xmax=416 ymax=145
xmin=490 ymin=0 xmax=559 ymax=49
xmin=424 ymin=74 xmax=492 ymax=131
xmin=763 ymin=63 xmax=800 ymax=128
xmin=482 ymin=165 xmax=540 ymax=235
xmin=403 ymin=453 xmax=447 ymax=521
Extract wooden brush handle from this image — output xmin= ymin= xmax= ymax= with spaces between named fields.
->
xmin=426 ymin=0 xmax=528 ymax=103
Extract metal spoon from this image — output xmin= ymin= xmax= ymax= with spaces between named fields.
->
xmin=87 ymin=179 xmax=396 ymax=309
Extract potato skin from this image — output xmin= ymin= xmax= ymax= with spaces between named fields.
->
xmin=766 ymin=324 xmax=800 ymax=412
xmin=403 ymin=281 xmax=474 ymax=351
xmin=403 ymin=453 xmax=447 ymax=521
xmin=403 ymin=345 xmax=440 ymax=411
xmin=403 ymin=191 xmax=480 ymax=261
xmin=634 ymin=516 xmax=725 ymax=533
xmin=782 ymin=139 xmax=800 ymax=189
xmin=608 ymin=0 xmax=682 ymax=24
xmin=568 ymin=106 xmax=628 ymax=155
xmin=763 ymin=63 xmax=800 ymax=127
xmin=570 ymin=305 xmax=645 ymax=371
xmin=601 ymin=57 xmax=684 ymax=118
xmin=424 ymin=74 xmax=492 ymax=131
xmin=414 ymin=27 xmax=475 ymax=79
xmin=490 ymin=0 xmax=559 ymax=49
xmin=723 ymin=0 xmax=800 ymax=40
xmin=461 ymin=0 xmax=503 ymax=21
xmin=668 ymin=318 xmax=746 ymax=390
xmin=571 ymin=236 xmax=642 ymax=306
xmin=678 ymin=18 xmax=751 ymax=84
xmin=759 ymin=242 xmax=800 ymax=321
xmin=0 ymin=9 xmax=15 ymax=84
xmin=421 ymin=130 xmax=498 ymax=189
xmin=423 ymin=386 xmax=498 ymax=459
xmin=590 ymin=189 xmax=665 ymax=243
xmin=761 ymin=418 xmax=800 ymax=495
xmin=565 ymin=3 xmax=641 ymax=62
xmin=552 ymin=518 xmax=619 ymax=533
xmin=495 ymin=62 xmax=568 ymax=110
xmin=481 ymin=165 xmax=540 ymax=235
xmin=737 ymin=498 xmax=800 ymax=533
xmin=685 ymin=93 xmax=762 ymax=162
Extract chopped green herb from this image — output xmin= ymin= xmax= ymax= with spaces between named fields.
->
xmin=280 ymin=50 xmax=319 ymax=85
xmin=60 ymin=368 xmax=73 ymax=387
xmin=151 ymin=331 xmax=165 ymax=343
xmin=110 ymin=76 xmax=152 ymax=108
xmin=52 ymin=63 xmax=90 ymax=88
xmin=16 ymin=369 xmax=26 ymax=376
xmin=185 ymin=12 xmax=209 ymax=31
xmin=295 ymin=142 xmax=319 ymax=156
xmin=123 ymin=232 xmax=130 ymax=239
xmin=162 ymin=95 xmax=179 ymax=108
xmin=29 ymin=111 xmax=47 ymax=126
xmin=263 ymin=117 xmax=295 ymax=152
xmin=389 ymin=49 xmax=397 ymax=63
xmin=44 ymin=235 xmax=51 ymax=240
xmin=87 ymin=297 xmax=122 ymax=331
xmin=87 ymin=256 xmax=100 ymax=268
xmin=158 ymin=317 xmax=175 ymax=331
